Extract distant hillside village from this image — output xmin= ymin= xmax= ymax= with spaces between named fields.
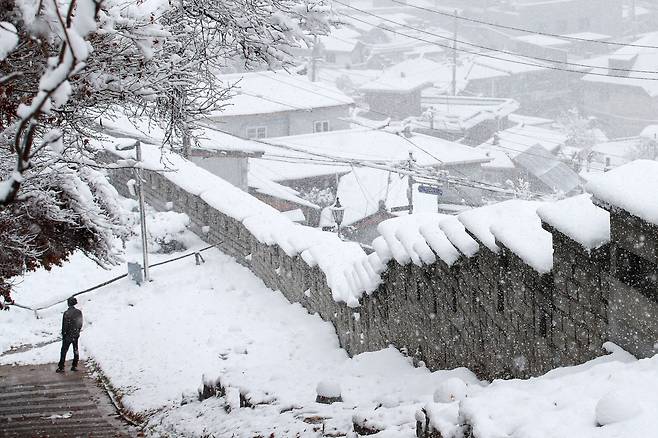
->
xmin=104 ymin=0 xmax=658 ymax=248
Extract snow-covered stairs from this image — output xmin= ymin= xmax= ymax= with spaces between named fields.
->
xmin=0 ymin=362 xmax=134 ymax=437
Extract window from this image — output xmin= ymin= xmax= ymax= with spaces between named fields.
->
xmin=578 ymin=17 xmax=590 ymax=31
xmin=325 ymin=53 xmax=336 ymax=63
xmin=246 ymin=126 xmax=267 ymax=139
xmin=314 ymin=120 xmax=330 ymax=133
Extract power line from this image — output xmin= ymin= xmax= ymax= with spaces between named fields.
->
xmin=222 ymin=71 xmax=624 ymax=174
xmin=336 ymin=11 xmax=658 ymax=81
xmin=387 ymin=0 xmax=658 ymax=49
xmin=335 ymin=3 xmax=658 ymax=76
xmin=204 ymin=123 xmax=551 ymax=197
xmin=209 ymin=72 xmax=607 ymax=192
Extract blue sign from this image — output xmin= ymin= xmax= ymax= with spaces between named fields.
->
xmin=418 ymin=185 xmax=443 ymax=195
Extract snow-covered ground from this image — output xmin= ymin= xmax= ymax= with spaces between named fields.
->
xmin=0 ymin=208 xmax=477 ymax=437
xmin=3 ymin=208 xmax=658 ymax=438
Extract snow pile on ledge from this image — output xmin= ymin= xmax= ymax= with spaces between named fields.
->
xmin=439 ymin=216 xmax=479 ymax=258
xmin=458 ymin=200 xmax=541 ymax=253
xmin=375 ymin=213 xmax=461 ymax=267
xmin=489 ymin=202 xmax=553 ymax=274
xmin=587 ymin=160 xmax=658 ymax=226
xmin=101 ymin=138 xmax=374 ymax=306
xmin=538 ymin=194 xmax=611 ymax=250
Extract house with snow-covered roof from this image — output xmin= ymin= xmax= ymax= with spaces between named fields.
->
xmin=269 ymin=128 xmax=492 ymax=169
xmin=463 ymin=52 xmax=578 ymax=112
xmin=581 ymin=32 xmax=658 ymax=137
xmin=205 ymin=71 xmax=355 ymax=139
xmin=413 ymin=95 xmax=520 ymax=146
xmin=317 ymin=27 xmax=363 ymax=68
xmin=359 ymin=58 xmax=442 ymax=119
xmin=477 ymin=124 xmax=582 ymax=194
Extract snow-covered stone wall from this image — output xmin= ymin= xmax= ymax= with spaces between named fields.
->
xmin=102 ymin=150 xmax=657 ymax=381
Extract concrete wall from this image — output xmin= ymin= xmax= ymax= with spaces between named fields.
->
xmin=105 ymin=160 xmax=647 ymax=382
xmin=189 ymin=155 xmax=248 ymax=191
xmin=208 ymin=105 xmax=352 ymax=139
xmin=363 ymin=89 xmax=423 ymax=119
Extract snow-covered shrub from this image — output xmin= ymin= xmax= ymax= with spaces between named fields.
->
xmin=145 ymin=211 xmax=191 ymax=254
xmin=595 ymin=390 xmax=642 ymax=426
xmin=434 ymin=378 xmax=469 ymax=403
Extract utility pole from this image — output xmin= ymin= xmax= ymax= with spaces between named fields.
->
xmin=116 ymin=140 xmax=150 ymax=284
xmin=631 ymin=0 xmax=637 ymax=39
xmin=407 ymin=152 xmax=415 ymax=214
xmin=451 ymin=9 xmax=458 ymax=96
xmin=311 ymin=36 xmax=320 ymax=82
xmin=135 ymin=141 xmax=150 ymax=283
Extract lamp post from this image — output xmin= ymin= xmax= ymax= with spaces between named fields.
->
xmin=116 ymin=140 xmax=150 ymax=283
xmin=330 ymin=196 xmax=345 ymax=239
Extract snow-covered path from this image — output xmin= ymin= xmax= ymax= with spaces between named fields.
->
xmin=1 ymin=229 xmax=477 ymax=437
xmin=3 ymin=212 xmax=658 ymax=438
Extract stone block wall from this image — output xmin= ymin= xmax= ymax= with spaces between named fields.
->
xmin=106 ymin=162 xmax=615 ymax=380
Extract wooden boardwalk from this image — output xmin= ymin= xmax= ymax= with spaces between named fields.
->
xmin=0 ymin=362 xmax=136 ymax=438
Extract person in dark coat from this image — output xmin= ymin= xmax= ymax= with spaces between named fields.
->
xmin=56 ymin=296 xmax=83 ymax=373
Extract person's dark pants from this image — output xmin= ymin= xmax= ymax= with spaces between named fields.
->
xmin=58 ymin=337 xmax=79 ymax=370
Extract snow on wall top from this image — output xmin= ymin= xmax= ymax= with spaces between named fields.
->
xmin=458 ymin=200 xmax=539 ymax=253
xmin=538 ymin=194 xmax=611 ymax=250
xmin=587 ymin=160 xmax=658 ymax=226
xmin=101 ymin=138 xmax=374 ymax=307
xmin=374 ymin=213 xmax=461 ymax=268
xmin=212 ymin=71 xmax=354 ymax=117
xmin=456 ymin=200 xmax=553 ymax=273
xmin=490 ymin=205 xmax=553 ymax=274
xmin=439 ymin=217 xmax=479 ymax=258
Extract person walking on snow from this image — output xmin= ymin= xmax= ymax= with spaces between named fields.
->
xmin=56 ymin=297 xmax=83 ymax=373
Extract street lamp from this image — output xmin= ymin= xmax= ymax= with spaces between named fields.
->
xmin=330 ymin=196 xmax=345 ymax=238
xmin=115 ymin=139 xmax=150 ymax=283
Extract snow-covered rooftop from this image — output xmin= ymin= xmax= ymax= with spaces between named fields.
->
xmin=250 ymin=156 xmax=351 ymax=183
xmin=420 ymin=96 xmax=520 ymax=133
xmin=640 ymin=125 xmax=658 ymax=140
xmin=538 ymin=194 xmax=610 ymax=251
xmin=248 ymin=172 xmax=320 ymax=210
xmin=587 ymin=160 xmax=658 ymax=226
xmin=561 ymin=32 xmax=611 ymax=41
xmin=480 ymin=124 xmax=567 ymax=158
xmin=591 ymin=137 xmax=641 ymax=167
xmin=583 ymin=32 xmax=658 ymax=97
xmin=471 ymin=51 xmax=553 ymax=76
xmin=213 ymin=71 xmax=354 ymax=117
xmin=508 ymin=113 xmax=554 ymax=128
xmin=359 ymin=58 xmax=445 ymax=93
xmin=269 ymin=128 xmax=492 ymax=167
xmin=319 ymin=27 xmax=362 ymax=53
xmin=193 ymin=126 xmax=266 ymax=154
xmin=514 ymin=34 xmax=571 ymax=47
